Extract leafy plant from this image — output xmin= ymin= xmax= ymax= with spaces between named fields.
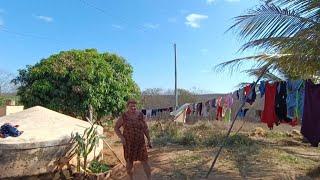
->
xmin=73 ymin=118 xmax=104 ymax=173
xmin=88 ymin=160 xmax=110 ymax=173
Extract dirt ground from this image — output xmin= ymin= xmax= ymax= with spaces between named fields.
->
xmin=103 ymin=120 xmax=320 ymax=180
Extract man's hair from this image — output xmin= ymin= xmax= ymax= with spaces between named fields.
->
xmin=127 ymin=99 xmax=137 ymax=106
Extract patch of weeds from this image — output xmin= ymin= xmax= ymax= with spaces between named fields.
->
xmin=266 ymin=131 xmax=287 ymax=139
xmin=307 ymin=165 xmax=320 ymax=178
xmin=176 ymin=131 xmax=198 ymax=146
xmin=278 ymin=152 xmax=316 ymax=169
xmin=189 ymin=122 xmax=211 ymax=132
xmin=174 ymin=154 xmax=202 ymax=166
xmin=222 ymin=134 xmax=256 ymax=149
xmin=88 ymin=160 xmax=110 ymax=173
xmin=150 ymin=121 xmax=184 ymax=146
xmin=202 ymin=131 xmax=223 ymax=147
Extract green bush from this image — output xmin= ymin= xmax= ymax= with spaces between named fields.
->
xmin=89 ymin=160 xmax=110 ymax=173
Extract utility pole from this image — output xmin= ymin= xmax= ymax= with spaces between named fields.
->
xmin=174 ymin=43 xmax=178 ymax=110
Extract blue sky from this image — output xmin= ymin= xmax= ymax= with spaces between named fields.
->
xmin=0 ymin=0 xmax=260 ymax=93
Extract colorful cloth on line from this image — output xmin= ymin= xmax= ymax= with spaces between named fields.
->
xmin=259 ymin=81 xmax=266 ymax=98
xmin=286 ymin=79 xmax=305 ymax=120
xmin=301 ymin=80 xmax=320 ymax=147
xmin=224 ymin=108 xmax=232 ymax=122
xmin=238 ymin=108 xmax=249 ymax=118
xmin=224 ymin=94 xmax=234 ymax=108
xmin=275 ymin=81 xmax=291 ymax=123
xmin=261 ymin=82 xmax=278 ymax=129
xmin=246 ymin=83 xmax=257 ymax=105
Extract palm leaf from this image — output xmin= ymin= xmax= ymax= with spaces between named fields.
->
xmin=229 ymin=2 xmax=319 ymax=42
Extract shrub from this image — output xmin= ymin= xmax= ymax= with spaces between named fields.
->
xmin=89 ymin=160 xmax=110 ymax=173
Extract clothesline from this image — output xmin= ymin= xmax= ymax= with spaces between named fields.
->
xmin=142 ymin=78 xmax=319 ymax=148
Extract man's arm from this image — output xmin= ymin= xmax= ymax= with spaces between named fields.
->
xmin=142 ymin=115 xmax=152 ymax=148
xmin=114 ymin=117 xmax=126 ymax=145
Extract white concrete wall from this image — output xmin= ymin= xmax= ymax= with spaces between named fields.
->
xmin=0 ymin=106 xmax=24 ymax=117
xmin=6 ymin=106 xmax=24 ymax=116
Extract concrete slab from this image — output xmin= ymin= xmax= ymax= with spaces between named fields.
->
xmin=0 ymin=106 xmax=103 ymax=178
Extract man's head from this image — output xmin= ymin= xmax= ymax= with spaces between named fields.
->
xmin=127 ymin=99 xmax=137 ymax=113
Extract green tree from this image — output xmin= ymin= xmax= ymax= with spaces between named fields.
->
xmin=217 ymin=0 xmax=320 ymax=81
xmin=13 ymin=49 xmax=140 ymax=121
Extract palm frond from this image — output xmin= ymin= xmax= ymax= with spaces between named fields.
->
xmin=229 ymin=2 xmax=319 ymax=42
xmin=243 ymin=68 xmax=284 ymax=81
xmin=214 ymin=54 xmax=271 ymax=74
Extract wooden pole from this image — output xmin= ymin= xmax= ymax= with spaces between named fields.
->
xmin=205 ymin=68 xmax=268 ymax=178
xmin=174 ymin=43 xmax=178 ymax=110
xmin=103 ymin=139 xmax=126 ymax=167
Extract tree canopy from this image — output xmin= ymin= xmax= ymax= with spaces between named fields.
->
xmin=13 ymin=49 xmax=140 ymax=120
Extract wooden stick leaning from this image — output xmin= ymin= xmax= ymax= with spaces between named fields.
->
xmin=205 ymin=68 xmax=267 ymax=178
xmin=103 ymin=139 xmax=126 ymax=167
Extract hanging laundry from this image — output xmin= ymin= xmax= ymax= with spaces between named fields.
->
xmin=202 ymin=101 xmax=210 ymax=117
xmin=239 ymin=88 xmax=245 ymax=102
xmin=301 ymin=80 xmax=320 ymax=147
xmin=186 ymin=105 xmax=192 ymax=115
xmin=232 ymin=91 xmax=238 ymax=100
xmin=236 ymin=90 xmax=240 ymax=100
xmin=223 ymin=94 xmax=233 ymax=122
xmin=151 ymin=109 xmax=157 ymax=117
xmin=259 ymin=81 xmax=266 ymax=97
xmin=141 ymin=109 xmax=146 ymax=115
xmin=275 ymin=81 xmax=291 ymax=123
xmin=244 ymin=84 xmax=251 ymax=96
xmin=169 ymin=107 xmax=174 ymax=112
xmin=210 ymin=99 xmax=216 ymax=108
xmin=246 ymin=83 xmax=257 ymax=105
xmin=146 ymin=109 xmax=152 ymax=118
xmin=224 ymin=94 xmax=234 ymax=108
xmin=202 ymin=103 xmax=208 ymax=117
xmin=238 ymin=108 xmax=249 ymax=118
xmin=286 ymin=80 xmax=305 ymax=121
xmin=216 ymin=97 xmax=223 ymax=120
xmin=261 ymin=82 xmax=278 ymax=129
xmin=192 ymin=103 xmax=197 ymax=115
xmin=197 ymin=102 xmax=203 ymax=116
xmin=224 ymin=108 xmax=232 ymax=122
xmin=0 ymin=123 xmax=23 ymax=138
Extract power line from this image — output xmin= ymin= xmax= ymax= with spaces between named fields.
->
xmin=78 ymin=0 xmax=147 ymax=32
xmin=0 ymin=25 xmax=64 ymax=45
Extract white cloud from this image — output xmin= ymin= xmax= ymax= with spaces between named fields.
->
xmin=112 ymin=24 xmax=123 ymax=30
xmin=143 ymin=23 xmax=160 ymax=29
xmin=206 ymin=0 xmax=215 ymax=4
xmin=168 ymin=17 xmax=177 ymax=23
xmin=35 ymin=15 xmax=53 ymax=23
xmin=185 ymin=13 xmax=208 ymax=28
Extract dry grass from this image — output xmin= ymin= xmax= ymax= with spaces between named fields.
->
xmin=147 ymin=120 xmax=320 ymax=179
